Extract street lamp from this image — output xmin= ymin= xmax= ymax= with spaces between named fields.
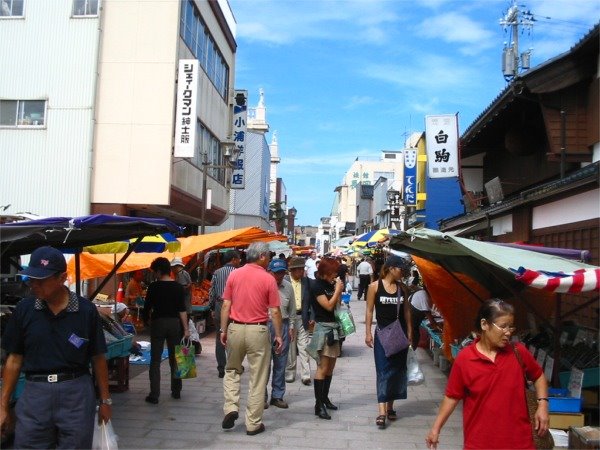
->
xmin=288 ymin=207 xmax=297 ymax=244
xmin=200 ymin=142 xmax=237 ymax=235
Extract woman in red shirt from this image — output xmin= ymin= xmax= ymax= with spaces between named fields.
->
xmin=426 ymin=299 xmax=550 ymax=449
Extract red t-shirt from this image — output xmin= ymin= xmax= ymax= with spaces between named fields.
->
xmin=222 ymin=263 xmax=280 ymax=323
xmin=445 ymin=339 xmax=542 ymax=449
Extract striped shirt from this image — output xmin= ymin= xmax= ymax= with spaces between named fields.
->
xmin=209 ymin=263 xmax=237 ymax=305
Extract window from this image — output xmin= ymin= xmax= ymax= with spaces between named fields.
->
xmin=0 ymin=0 xmax=24 ymax=17
xmin=179 ymin=0 xmax=229 ymax=100
xmin=0 ymin=100 xmax=46 ymax=127
xmin=72 ymin=0 xmax=98 ymax=16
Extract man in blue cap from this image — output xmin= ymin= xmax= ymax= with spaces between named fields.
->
xmin=265 ymin=258 xmax=296 ymax=409
xmin=0 ymin=246 xmax=111 ymax=449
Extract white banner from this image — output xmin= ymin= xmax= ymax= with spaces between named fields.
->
xmin=425 ymin=114 xmax=459 ymax=178
xmin=174 ymin=59 xmax=198 ymax=158
xmin=230 ymin=90 xmax=247 ymax=189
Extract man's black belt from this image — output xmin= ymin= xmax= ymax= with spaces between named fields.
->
xmin=296 ymin=310 xmax=302 ymax=315
xmin=25 ymin=370 xmax=88 ymax=383
xmin=230 ymin=320 xmax=268 ymax=326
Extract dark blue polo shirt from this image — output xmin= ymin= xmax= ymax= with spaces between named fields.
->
xmin=1 ymin=289 xmax=107 ymax=374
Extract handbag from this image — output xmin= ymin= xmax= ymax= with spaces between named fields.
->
xmin=174 ymin=338 xmax=197 ymax=379
xmin=376 ymin=283 xmax=410 ymax=358
xmin=335 ymin=307 xmax=356 ymax=336
xmin=512 ymin=344 xmax=554 ymax=450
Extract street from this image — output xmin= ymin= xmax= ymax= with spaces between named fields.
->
xmin=111 ymin=297 xmax=463 ymax=449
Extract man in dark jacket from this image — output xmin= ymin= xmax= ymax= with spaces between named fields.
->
xmin=285 ymin=257 xmax=314 ymax=385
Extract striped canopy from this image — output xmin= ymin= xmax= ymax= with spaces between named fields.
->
xmin=514 ymin=267 xmax=600 ymax=293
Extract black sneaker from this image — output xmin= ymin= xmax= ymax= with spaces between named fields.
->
xmin=145 ymin=395 xmax=158 ymax=404
xmin=171 ymin=392 xmax=181 ymax=399
xmin=218 ymin=368 xmax=225 ymax=378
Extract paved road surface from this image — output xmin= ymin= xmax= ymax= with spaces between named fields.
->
xmin=111 ymin=295 xmax=464 ymax=449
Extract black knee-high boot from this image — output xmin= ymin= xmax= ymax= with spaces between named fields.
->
xmin=313 ymin=379 xmax=331 ymax=420
xmin=323 ymin=375 xmax=338 ymax=410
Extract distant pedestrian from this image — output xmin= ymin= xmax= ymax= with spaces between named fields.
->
xmin=143 ymin=257 xmax=190 ymax=404
xmin=285 ymin=257 xmax=314 ymax=385
xmin=409 ymin=283 xmax=441 ymax=349
xmin=171 ymin=257 xmax=192 ymax=316
xmin=0 ymin=246 xmax=112 ymax=449
xmin=209 ymin=250 xmax=241 ymax=378
xmin=357 ymin=257 xmax=374 ymax=300
xmin=426 ymin=299 xmax=549 ymax=449
xmin=220 ymin=242 xmax=283 ymax=436
xmin=265 ymin=259 xmax=295 ymax=409
xmin=365 ymin=255 xmax=412 ymax=429
xmin=304 ymin=250 xmax=318 ymax=279
xmin=307 ymin=257 xmax=344 ymax=420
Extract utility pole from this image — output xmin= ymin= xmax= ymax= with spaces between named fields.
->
xmin=500 ymin=0 xmax=534 ymax=81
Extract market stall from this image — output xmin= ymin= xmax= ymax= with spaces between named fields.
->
xmin=0 ymin=214 xmax=182 ymax=397
xmin=388 ymin=228 xmax=599 ymax=389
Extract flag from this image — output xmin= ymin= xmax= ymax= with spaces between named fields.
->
xmin=514 ymin=267 xmax=600 ymax=293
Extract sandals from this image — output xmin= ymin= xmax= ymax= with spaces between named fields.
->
xmin=376 ymin=415 xmax=386 ymax=429
xmin=387 ymin=409 xmax=397 ymax=421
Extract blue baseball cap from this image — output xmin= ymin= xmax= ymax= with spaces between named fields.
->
xmin=268 ymin=259 xmax=287 ymax=272
xmin=19 ymin=246 xmax=67 ymax=279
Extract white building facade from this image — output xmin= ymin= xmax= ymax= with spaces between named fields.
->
xmin=1 ymin=0 xmax=238 ymax=232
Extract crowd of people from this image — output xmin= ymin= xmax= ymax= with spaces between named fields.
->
xmin=0 ymin=243 xmax=551 ymax=449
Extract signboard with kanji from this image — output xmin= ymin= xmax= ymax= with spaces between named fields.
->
xmin=425 ymin=114 xmax=459 ymax=178
xmin=230 ymin=89 xmax=248 ymax=189
xmin=174 ymin=59 xmax=198 ymax=158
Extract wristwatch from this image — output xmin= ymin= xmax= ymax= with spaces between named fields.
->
xmin=99 ymin=398 xmax=113 ymax=406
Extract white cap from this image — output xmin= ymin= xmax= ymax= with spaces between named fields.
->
xmin=170 ymin=257 xmax=184 ymax=267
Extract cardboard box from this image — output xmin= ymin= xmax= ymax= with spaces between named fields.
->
xmin=549 ymin=413 xmax=585 ymax=430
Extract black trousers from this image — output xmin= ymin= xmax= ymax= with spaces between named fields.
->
xmin=358 ymin=275 xmax=371 ymax=300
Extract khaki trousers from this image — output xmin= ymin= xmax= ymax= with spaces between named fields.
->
xmin=286 ymin=315 xmax=311 ymax=382
xmin=223 ymin=322 xmax=270 ymax=431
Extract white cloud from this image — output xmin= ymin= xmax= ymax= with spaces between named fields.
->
xmin=344 ymin=95 xmax=375 ymax=110
xmin=418 ymin=12 xmax=496 ymax=55
xmin=230 ymin=0 xmax=401 ymax=45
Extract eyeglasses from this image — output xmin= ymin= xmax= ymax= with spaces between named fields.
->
xmin=491 ymin=322 xmax=516 ymax=334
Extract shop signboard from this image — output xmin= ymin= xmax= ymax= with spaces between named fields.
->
xmin=403 ymin=148 xmax=417 ymax=206
xmin=174 ymin=59 xmax=198 ymax=158
xmin=425 ymin=114 xmax=459 ymax=178
xmin=231 ymin=89 xmax=248 ymax=189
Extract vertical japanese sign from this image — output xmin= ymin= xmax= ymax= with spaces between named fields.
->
xmin=174 ymin=59 xmax=198 ymax=158
xmin=403 ymin=148 xmax=417 ymax=206
xmin=425 ymin=114 xmax=459 ymax=178
xmin=230 ymin=89 xmax=247 ymax=189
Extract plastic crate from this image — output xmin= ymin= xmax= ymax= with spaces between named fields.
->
xmin=548 ymin=388 xmax=583 ymax=413
xmin=559 ymin=367 xmax=599 ymax=389
xmin=105 ymin=334 xmax=133 ymax=359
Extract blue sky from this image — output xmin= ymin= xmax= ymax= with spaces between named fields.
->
xmin=228 ymin=0 xmax=598 ymax=226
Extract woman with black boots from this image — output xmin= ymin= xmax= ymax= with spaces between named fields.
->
xmin=306 ymin=257 xmax=344 ymax=420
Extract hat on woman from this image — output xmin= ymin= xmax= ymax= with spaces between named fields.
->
xmin=170 ymin=257 xmax=185 ymax=267
xmin=384 ymin=254 xmax=410 ymax=270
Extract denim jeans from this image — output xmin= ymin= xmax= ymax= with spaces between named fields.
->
xmin=267 ymin=319 xmax=290 ymax=399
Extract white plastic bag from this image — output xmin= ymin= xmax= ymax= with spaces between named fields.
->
xmin=407 ymin=347 xmax=424 ymax=385
xmin=345 ymin=282 xmax=352 ymax=293
xmin=92 ymin=414 xmax=118 ymax=450
xmin=188 ymin=319 xmax=201 ymax=342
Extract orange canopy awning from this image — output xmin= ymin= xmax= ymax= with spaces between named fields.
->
xmin=66 ymin=227 xmax=287 ymax=282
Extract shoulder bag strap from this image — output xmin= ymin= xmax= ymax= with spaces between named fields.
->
xmin=395 ymin=282 xmax=402 ymax=320
xmin=511 ymin=343 xmax=530 ymax=384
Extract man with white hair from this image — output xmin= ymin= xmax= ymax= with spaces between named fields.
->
xmin=220 ymin=242 xmax=283 ymax=436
